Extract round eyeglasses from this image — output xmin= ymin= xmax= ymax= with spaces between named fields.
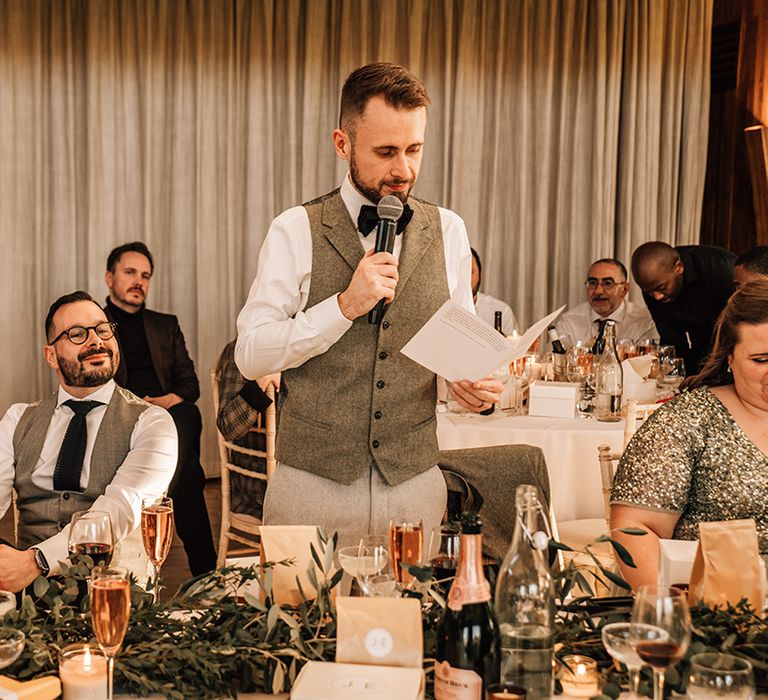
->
xmin=50 ymin=322 xmax=117 ymax=346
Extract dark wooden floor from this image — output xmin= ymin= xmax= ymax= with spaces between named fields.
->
xmin=0 ymin=480 xmax=225 ymax=602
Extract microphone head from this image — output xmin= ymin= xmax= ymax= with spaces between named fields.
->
xmin=377 ymin=195 xmax=404 ymax=221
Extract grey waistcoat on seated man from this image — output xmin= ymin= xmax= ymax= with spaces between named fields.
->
xmin=12 ymin=386 xmax=151 ymax=575
xmin=276 ymin=188 xmax=449 ymax=487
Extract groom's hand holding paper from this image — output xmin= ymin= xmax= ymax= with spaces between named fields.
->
xmin=400 ymin=301 xmax=565 ymax=412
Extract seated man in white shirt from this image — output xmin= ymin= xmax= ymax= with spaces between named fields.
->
xmin=556 ymin=258 xmax=658 ymax=346
xmin=471 ymin=248 xmax=518 ymax=335
xmin=0 ymin=291 xmax=177 ymax=591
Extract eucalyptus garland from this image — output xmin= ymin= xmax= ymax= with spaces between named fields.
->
xmin=0 ymin=529 xmax=766 ymax=699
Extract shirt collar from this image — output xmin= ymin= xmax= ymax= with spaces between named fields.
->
xmin=589 ymin=300 xmax=626 ymax=325
xmin=340 ymin=173 xmax=375 ymax=232
xmin=56 ymin=379 xmax=116 ymax=409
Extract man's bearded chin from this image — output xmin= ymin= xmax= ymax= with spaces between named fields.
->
xmin=349 ymin=158 xmax=412 ymax=205
xmin=57 ymin=349 xmax=117 ymax=388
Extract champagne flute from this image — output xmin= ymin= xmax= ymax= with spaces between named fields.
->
xmin=688 ymin=652 xmax=754 ymax=700
xmin=91 ymin=565 xmax=130 ymax=700
xmin=68 ymin=510 xmax=114 ymax=568
xmin=602 ymin=622 xmax=644 ymax=697
xmin=630 ymin=585 xmax=691 ymax=700
xmin=389 ymin=518 xmax=423 ymax=585
xmin=141 ymin=496 xmax=174 ymax=602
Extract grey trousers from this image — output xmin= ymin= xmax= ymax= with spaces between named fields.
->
xmin=263 ymin=463 xmax=447 ymax=551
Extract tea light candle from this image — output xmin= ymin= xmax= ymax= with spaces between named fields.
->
xmin=560 ymin=655 xmax=599 ymax=697
xmin=486 ymin=683 xmax=527 ymax=699
xmin=59 ymin=644 xmax=107 ymax=700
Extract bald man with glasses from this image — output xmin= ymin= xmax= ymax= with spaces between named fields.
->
xmin=0 ymin=290 xmax=176 ymax=592
xmin=555 ymin=258 xmax=658 ymax=346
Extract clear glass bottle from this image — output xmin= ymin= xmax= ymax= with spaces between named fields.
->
xmin=494 ymin=485 xmax=554 ymax=700
xmin=595 ymin=320 xmax=623 ymax=422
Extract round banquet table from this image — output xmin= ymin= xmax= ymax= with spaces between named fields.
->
xmin=436 ymin=410 xmax=625 ymax=522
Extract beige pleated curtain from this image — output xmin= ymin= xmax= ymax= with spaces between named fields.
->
xmin=0 ymin=0 xmax=711 ymax=473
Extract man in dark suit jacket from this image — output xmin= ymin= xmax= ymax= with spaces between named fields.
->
xmin=103 ymin=241 xmax=216 ymax=575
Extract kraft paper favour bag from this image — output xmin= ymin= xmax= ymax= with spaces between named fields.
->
xmin=335 ymin=596 xmax=423 ymax=668
xmin=688 ymin=519 xmax=764 ymax=612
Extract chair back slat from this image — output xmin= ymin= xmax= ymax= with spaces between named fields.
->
xmin=211 ymin=368 xmax=277 ymax=567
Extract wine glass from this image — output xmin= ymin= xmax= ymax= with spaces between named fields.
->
xmin=91 ymin=565 xmax=131 ymax=700
xmin=141 ymin=496 xmax=174 ymax=602
xmin=630 ymin=585 xmax=691 ymax=700
xmin=427 ymin=524 xmax=460 ymax=582
xmin=657 ymin=358 xmax=686 ymax=399
xmin=508 ymin=353 xmax=536 ymax=415
xmin=389 ymin=518 xmax=423 ymax=585
xmin=0 ymin=628 xmax=24 ymax=670
xmin=68 ymin=510 xmax=114 ymax=568
xmin=601 ymin=622 xmax=644 ymax=697
xmin=688 ymin=652 xmax=754 ymax=700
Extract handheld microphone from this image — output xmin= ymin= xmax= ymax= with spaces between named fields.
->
xmin=368 ymin=195 xmax=404 ymax=325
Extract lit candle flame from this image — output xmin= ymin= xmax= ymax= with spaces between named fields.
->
xmin=83 ymin=646 xmax=91 ymax=673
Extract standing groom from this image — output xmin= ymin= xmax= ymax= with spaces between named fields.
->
xmin=236 ymin=63 xmax=502 ymax=549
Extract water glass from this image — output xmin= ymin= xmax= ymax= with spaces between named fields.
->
xmin=0 ymin=628 xmax=24 ymax=669
xmin=657 ymin=358 xmax=686 ymax=399
xmin=601 ymin=622 xmax=643 ymax=696
xmin=688 ymin=653 xmax=754 ymax=700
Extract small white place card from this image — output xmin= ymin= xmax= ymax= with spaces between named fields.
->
xmin=291 ymin=661 xmax=424 ymax=700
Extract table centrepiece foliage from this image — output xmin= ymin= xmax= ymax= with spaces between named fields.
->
xmin=0 ymin=528 xmax=766 ymax=699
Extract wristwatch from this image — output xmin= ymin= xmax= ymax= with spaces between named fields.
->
xmin=31 ymin=547 xmax=49 ymax=576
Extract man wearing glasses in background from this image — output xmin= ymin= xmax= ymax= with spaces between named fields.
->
xmin=555 ymin=258 xmax=658 ymax=346
xmin=0 ymin=291 xmax=176 ymax=592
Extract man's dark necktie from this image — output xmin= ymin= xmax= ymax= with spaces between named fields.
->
xmin=53 ymin=400 xmax=103 ymax=492
xmin=357 ymin=204 xmax=414 ymax=237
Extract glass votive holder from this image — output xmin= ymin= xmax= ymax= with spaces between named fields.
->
xmin=486 ymin=682 xmax=527 ymax=699
xmin=560 ymin=654 xmax=599 ymax=697
xmin=59 ymin=643 xmax=108 ymax=700
xmin=0 ymin=590 xmax=16 ymax=617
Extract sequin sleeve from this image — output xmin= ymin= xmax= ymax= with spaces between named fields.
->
xmin=611 ymin=390 xmax=710 ymax=513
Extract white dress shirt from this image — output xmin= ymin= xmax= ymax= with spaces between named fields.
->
xmin=555 ymin=300 xmax=659 ymax=345
xmin=474 ymin=292 xmax=518 ymax=335
xmin=236 ymin=175 xmax=475 ymax=379
xmin=0 ymin=380 xmax=177 ymax=573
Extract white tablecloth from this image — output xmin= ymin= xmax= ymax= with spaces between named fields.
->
xmin=436 ymin=411 xmax=624 ymax=522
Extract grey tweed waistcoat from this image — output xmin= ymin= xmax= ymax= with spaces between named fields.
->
xmin=276 ymin=189 xmax=449 ymax=486
xmin=12 ymin=386 xmax=151 ymax=575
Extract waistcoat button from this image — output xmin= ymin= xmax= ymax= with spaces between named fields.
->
xmin=372 ymin=439 xmax=380 ymax=448
xmin=376 ymin=380 xmax=385 ymax=389
xmin=374 ymin=411 xmax=382 ymax=419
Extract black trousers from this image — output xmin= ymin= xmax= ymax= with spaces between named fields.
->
xmin=167 ymin=401 xmax=217 ymax=575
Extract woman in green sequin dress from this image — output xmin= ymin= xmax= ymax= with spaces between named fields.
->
xmin=611 ymin=280 xmax=768 ymax=589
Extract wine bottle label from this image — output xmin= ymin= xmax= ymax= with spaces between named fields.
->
xmin=434 ymin=660 xmax=483 ymax=699
xmin=447 ymin=577 xmax=491 ymax=611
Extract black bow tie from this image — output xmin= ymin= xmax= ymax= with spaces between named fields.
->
xmin=357 ymin=204 xmax=414 ymax=237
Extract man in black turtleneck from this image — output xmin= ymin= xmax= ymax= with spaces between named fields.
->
xmin=104 ymin=241 xmax=216 ymax=575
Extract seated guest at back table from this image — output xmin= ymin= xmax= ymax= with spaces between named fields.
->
xmin=104 ymin=241 xmax=217 ymax=575
xmin=471 ymin=247 xmax=518 ymax=335
xmin=215 ymin=339 xmax=279 ymax=521
xmin=0 ymin=291 xmax=177 ymax=592
xmin=555 ymin=258 xmax=657 ymax=346
xmin=734 ymin=245 xmax=768 ymax=288
xmin=631 ymin=241 xmax=736 ymax=372
xmin=610 ymin=280 xmax=768 ymax=590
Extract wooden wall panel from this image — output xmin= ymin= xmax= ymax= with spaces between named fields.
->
xmin=700 ymin=0 xmax=768 ymax=251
